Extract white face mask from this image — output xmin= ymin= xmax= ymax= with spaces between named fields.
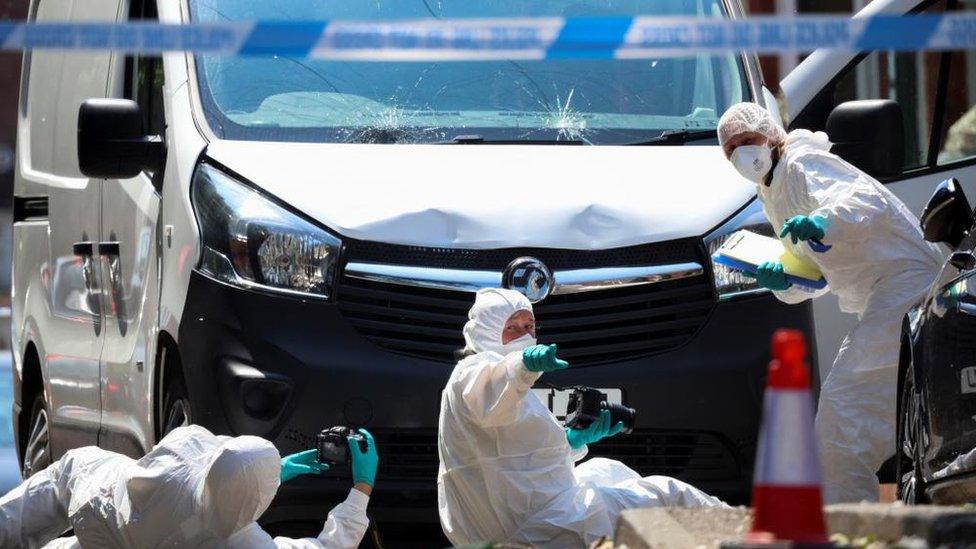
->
xmin=730 ymin=144 xmax=773 ymax=184
xmin=499 ymin=333 xmax=537 ymax=355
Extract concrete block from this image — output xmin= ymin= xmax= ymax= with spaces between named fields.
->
xmin=826 ymin=503 xmax=976 ymax=544
xmin=614 ymin=507 xmax=752 ymax=549
xmin=614 ymin=504 xmax=976 ymax=548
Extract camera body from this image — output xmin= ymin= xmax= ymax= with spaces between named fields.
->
xmin=565 ymin=387 xmax=636 ymax=434
xmin=316 ymin=426 xmax=366 ymax=466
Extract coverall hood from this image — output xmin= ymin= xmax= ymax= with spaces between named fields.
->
xmin=462 ymin=288 xmax=535 ymax=355
xmin=196 ymin=435 xmax=281 ymax=538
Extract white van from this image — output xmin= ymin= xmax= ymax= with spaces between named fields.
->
xmin=12 ymin=0 xmax=972 ymax=529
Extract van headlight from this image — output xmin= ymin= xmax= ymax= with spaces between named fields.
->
xmin=191 ymin=162 xmax=341 ymax=299
xmin=704 ymin=199 xmax=775 ymax=299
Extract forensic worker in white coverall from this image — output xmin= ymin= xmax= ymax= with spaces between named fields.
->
xmin=0 ymin=425 xmax=377 ymax=548
xmin=716 ymin=102 xmax=944 ymax=503
xmin=437 ymin=288 xmax=725 ymax=548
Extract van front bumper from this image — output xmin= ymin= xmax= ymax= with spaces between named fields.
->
xmin=178 ymin=271 xmax=815 ymax=526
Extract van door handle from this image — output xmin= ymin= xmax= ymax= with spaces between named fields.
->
xmin=72 ymin=242 xmax=94 ymax=257
xmin=98 ymin=242 xmax=120 ymax=256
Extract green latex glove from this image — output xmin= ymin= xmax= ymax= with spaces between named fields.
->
xmin=743 ymin=261 xmax=792 ymax=291
xmin=566 ymin=409 xmax=626 ymax=450
xmin=280 ymin=449 xmax=329 ymax=483
xmin=349 ymin=428 xmax=379 ymax=487
xmin=779 ymin=215 xmax=827 ymax=244
xmin=522 ymin=344 xmax=569 ymax=373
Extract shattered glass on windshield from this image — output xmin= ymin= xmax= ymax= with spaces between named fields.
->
xmin=190 ymin=0 xmax=747 ymax=145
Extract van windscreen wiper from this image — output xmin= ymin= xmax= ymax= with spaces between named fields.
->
xmin=439 ymin=134 xmax=585 ymax=145
xmin=625 ymin=129 xmax=717 ymax=146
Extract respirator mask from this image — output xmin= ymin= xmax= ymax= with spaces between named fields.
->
xmin=731 ymin=145 xmax=773 ymax=184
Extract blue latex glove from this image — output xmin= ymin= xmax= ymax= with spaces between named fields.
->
xmin=349 ymin=428 xmax=379 ymax=487
xmin=280 ymin=449 xmax=329 ymax=483
xmin=743 ymin=261 xmax=791 ymax=291
xmin=779 ymin=215 xmax=827 ymax=245
xmin=566 ymin=409 xmax=626 ymax=450
xmin=522 ymin=344 xmax=569 ymax=373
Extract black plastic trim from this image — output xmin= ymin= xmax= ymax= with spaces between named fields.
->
xmin=98 ymin=242 xmax=120 ymax=256
xmin=13 ymin=196 xmax=48 ymax=222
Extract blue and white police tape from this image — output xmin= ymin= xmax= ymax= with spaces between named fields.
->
xmin=2 ymin=14 xmax=976 ymax=59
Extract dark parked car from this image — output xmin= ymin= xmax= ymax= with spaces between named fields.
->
xmin=898 ymin=178 xmax=976 ymax=504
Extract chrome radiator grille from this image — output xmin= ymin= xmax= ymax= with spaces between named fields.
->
xmin=335 ymin=239 xmax=716 ymax=365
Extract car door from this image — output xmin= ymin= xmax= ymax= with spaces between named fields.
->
xmin=914 ymin=225 xmax=976 ymax=480
xmin=23 ymin=0 xmax=122 ymax=455
xmin=96 ymin=0 xmax=166 ymax=458
xmin=779 ymin=0 xmax=976 ymax=379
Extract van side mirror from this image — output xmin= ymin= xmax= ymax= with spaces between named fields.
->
xmin=78 ymin=98 xmax=164 ymax=179
xmin=826 ymin=99 xmax=904 ymax=178
xmin=920 ymin=178 xmax=973 ymax=248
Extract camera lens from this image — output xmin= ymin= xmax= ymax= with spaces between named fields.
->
xmin=605 ymin=403 xmax=636 ymax=434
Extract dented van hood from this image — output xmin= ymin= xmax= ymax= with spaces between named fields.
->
xmin=206 ymin=140 xmax=755 ymax=250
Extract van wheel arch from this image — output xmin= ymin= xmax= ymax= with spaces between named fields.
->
xmin=154 ymin=332 xmax=192 ymax=442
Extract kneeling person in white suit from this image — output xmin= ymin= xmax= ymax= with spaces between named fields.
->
xmin=0 ymin=424 xmax=377 ymax=548
xmin=437 ymin=288 xmax=726 ymax=548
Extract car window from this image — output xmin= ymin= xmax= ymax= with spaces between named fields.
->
xmin=791 ymin=0 xmax=946 ymax=177
xmin=833 ymin=49 xmax=941 ymax=171
xmin=830 ymin=0 xmax=948 ymax=173
xmin=936 ymin=1 xmax=976 ymax=166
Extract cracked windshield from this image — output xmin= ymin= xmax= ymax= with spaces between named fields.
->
xmin=190 ymin=0 xmax=747 ymax=145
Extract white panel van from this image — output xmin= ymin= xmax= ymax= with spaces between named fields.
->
xmin=12 ymin=0 xmax=971 ymax=529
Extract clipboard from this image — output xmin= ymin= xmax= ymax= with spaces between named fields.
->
xmin=713 ymin=230 xmax=828 ymax=290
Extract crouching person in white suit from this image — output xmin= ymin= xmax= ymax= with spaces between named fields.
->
xmin=0 ymin=424 xmax=378 ymax=548
xmin=437 ymin=288 xmax=726 ymax=549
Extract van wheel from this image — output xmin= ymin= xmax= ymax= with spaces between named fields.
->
xmin=22 ymin=392 xmax=51 ymax=478
xmin=160 ymin=374 xmax=191 ymax=438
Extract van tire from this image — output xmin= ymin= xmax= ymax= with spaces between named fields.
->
xmin=22 ymin=391 xmax=52 ymax=478
xmin=159 ymin=372 xmax=192 ymax=439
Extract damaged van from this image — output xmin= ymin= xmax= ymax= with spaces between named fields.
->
xmin=13 ymin=0 xmax=972 ymax=534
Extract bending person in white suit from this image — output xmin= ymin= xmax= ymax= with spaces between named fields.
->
xmin=0 ymin=424 xmax=377 ymax=548
xmin=717 ymin=102 xmax=943 ymax=503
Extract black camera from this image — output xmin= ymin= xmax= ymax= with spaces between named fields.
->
xmin=316 ymin=426 xmax=367 ymax=466
xmin=565 ymin=387 xmax=636 ymax=434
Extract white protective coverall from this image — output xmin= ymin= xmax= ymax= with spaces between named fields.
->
xmin=0 ymin=425 xmax=369 ymax=548
xmin=437 ymin=288 xmax=726 ymax=548
xmin=718 ymin=103 xmax=944 ymax=503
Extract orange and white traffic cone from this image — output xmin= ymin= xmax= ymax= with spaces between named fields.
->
xmin=735 ymin=329 xmax=833 ymax=548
